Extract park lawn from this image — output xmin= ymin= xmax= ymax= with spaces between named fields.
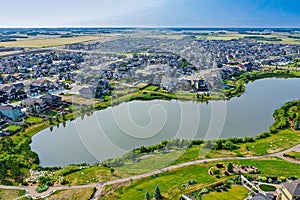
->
xmin=259 ymin=184 xmax=276 ymax=192
xmin=65 ymin=166 xmax=128 ymax=186
xmin=45 ymin=187 xmax=95 ymax=200
xmin=25 ymin=116 xmax=43 ymax=124
xmin=118 ymin=151 xmax=185 ymax=174
xmin=105 ymin=157 xmax=300 ymax=199
xmin=238 ymin=129 xmax=300 ymax=155
xmin=202 ymin=185 xmax=249 ymax=200
xmin=0 ymin=35 xmax=104 ymax=48
xmin=0 ymin=189 xmax=26 ymax=200
xmin=104 ymin=164 xmax=218 ymax=200
xmin=229 ymin=157 xmax=300 ymax=177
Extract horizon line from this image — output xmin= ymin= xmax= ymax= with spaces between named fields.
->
xmin=0 ymin=25 xmax=300 ymax=29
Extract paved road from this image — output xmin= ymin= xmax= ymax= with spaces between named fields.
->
xmin=1 ymin=144 xmax=299 ymax=200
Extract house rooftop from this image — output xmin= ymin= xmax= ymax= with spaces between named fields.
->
xmin=40 ymin=94 xmax=61 ymax=100
xmin=247 ymin=193 xmax=271 ymax=200
xmin=283 ymin=179 xmax=300 ymax=196
xmin=0 ymin=104 xmax=20 ymax=110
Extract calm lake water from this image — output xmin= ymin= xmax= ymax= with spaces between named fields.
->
xmin=31 ymin=78 xmax=300 ymax=167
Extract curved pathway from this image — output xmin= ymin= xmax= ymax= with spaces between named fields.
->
xmin=1 ymin=144 xmax=299 ymax=200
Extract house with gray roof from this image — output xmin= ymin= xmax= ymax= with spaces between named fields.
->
xmin=279 ymin=179 xmax=300 ymax=200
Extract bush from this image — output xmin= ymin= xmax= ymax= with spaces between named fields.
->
xmin=36 ymin=184 xmax=49 ymax=193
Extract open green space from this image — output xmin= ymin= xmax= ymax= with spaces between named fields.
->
xmin=4 ymin=124 xmax=22 ymax=132
xmin=65 ymin=166 xmax=129 ymax=186
xmin=202 ymin=185 xmax=249 ymax=200
xmin=103 ymin=164 xmax=218 ymax=200
xmin=25 ymin=116 xmax=43 ymax=124
xmin=106 ymin=157 xmax=300 ymax=199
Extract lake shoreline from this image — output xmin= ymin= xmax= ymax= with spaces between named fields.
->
xmin=30 ymin=71 xmax=300 ymax=167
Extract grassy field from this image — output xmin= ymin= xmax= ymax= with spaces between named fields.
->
xmin=202 ymin=185 xmax=249 ymax=200
xmin=105 ymin=157 xmax=300 ymax=199
xmin=104 ymin=164 xmax=218 ymax=200
xmin=118 ymin=151 xmax=185 ymax=174
xmin=238 ymin=129 xmax=300 ymax=155
xmin=5 ymin=124 xmax=22 ymax=132
xmin=25 ymin=116 xmax=43 ymax=124
xmin=45 ymin=187 xmax=95 ymax=200
xmin=0 ymin=189 xmax=27 ymax=200
xmin=65 ymin=166 xmax=129 ymax=186
xmin=0 ymin=35 xmax=104 ymax=48
xmin=198 ymin=33 xmax=300 ymax=44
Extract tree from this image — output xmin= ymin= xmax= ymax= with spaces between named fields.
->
xmin=227 ymin=163 xmax=234 ymax=173
xmin=49 ymin=117 xmax=53 ymax=125
xmin=294 ymin=121 xmax=299 ymax=130
xmin=145 ymin=190 xmax=151 ymax=200
xmin=154 ymin=185 xmax=162 ymax=200
xmin=110 ymin=168 xmax=115 ymax=174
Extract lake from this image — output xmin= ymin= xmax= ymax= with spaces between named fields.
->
xmin=31 ymin=78 xmax=300 ymax=167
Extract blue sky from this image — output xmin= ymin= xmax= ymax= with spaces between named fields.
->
xmin=0 ymin=0 xmax=299 ymax=27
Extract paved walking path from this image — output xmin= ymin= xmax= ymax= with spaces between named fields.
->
xmin=0 ymin=144 xmax=298 ymax=200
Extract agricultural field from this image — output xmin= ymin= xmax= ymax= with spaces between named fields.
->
xmin=197 ymin=33 xmax=300 ymax=44
xmin=0 ymin=35 xmax=106 ymax=48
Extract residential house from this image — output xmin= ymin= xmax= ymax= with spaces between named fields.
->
xmin=79 ymin=87 xmax=95 ymax=98
xmin=95 ymin=79 xmax=112 ymax=98
xmin=279 ymin=179 xmax=300 ymax=200
xmin=21 ymin=98 xmax=49 ymax=114
xmin=40 ymin=94 xmax=62 ymax=107
xmin=4 ymin=87 xmax=27 ymax=101
xmin=0 ymin=104 xmax=23 ymax=120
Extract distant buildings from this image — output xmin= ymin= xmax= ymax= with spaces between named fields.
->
xmin=65 ymin=42 xmax=99 ymax=50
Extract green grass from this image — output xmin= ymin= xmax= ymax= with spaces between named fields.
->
xmin=118 ymin=151 xmax=185 ymax=174
xmin=0 ymin=35 xmax=105 ymax=48
xmin=65 ymin=166 xmax=128 ymax=186
xmin=144 ymin=85 xmax=160 ymax=91
xmin=108 ymin=157 xmax=300 ymax=199
xmin=239 ymin=129 xmax=300 ymax=155
xmin=5 ymin=124 xmax=22 ymax=132
xmin=284 ymin=151 xmax=300 ymax=160
xmin=229 ymin=157 xmax=300 ymax=177
xmin=45 ymin=187 xmax=95 ymax=200
xmin=25 ymin=116 xmax=43 ymax=124
xmin=104 ymin=164 xmax=218 ymax=200
xmin=202 ymin=185 xmax=249 ymax=200
xmin=259 ymin=184 xmax=276 ymax=192
xmin=0 ymin=189 xmax=26 ymax=200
